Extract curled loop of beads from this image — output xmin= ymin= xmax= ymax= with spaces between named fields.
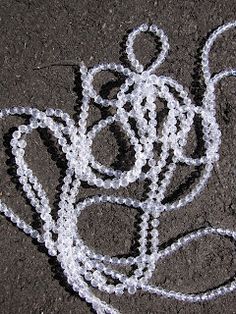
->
xmin=1 ymin=21 xmax=236 ymax=314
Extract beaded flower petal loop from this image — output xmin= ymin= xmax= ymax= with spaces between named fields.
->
xmin=1 ymin=21 xmax=236 ymax=314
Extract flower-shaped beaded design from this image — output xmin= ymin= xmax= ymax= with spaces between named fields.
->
xmin=1 ymin=21 xmax=236 ymax=314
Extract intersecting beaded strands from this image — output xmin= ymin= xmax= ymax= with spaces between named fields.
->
xmin=0 ymin=21 xmax=236 ymax=314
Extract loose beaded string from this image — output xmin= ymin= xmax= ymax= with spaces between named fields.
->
xmin=0 ymin=21 xmax=236 ymax=314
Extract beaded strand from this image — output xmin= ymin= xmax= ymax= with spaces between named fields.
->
xmin=0 ymin=21 xmax=236 ymax=314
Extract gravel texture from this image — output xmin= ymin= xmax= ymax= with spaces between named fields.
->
xmin=0 ymin=0 xmax=236 ymax=313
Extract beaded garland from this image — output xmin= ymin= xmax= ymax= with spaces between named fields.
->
xmin=1 ymin=21 xmax=236 ymax=314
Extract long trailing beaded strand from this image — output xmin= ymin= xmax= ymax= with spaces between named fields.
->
xmin=0 ymin=21 xmax=236 ymax=314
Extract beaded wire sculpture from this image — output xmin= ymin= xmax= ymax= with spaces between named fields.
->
xmin=0 ymin=21 xmax=236 ymax=314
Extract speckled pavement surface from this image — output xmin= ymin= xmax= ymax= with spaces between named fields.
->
xmin=0 ymin=0 xmax=236 ymax=313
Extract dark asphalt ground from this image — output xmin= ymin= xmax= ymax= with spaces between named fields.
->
xmin=0 ymin=0 xmax=236 ymax=313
